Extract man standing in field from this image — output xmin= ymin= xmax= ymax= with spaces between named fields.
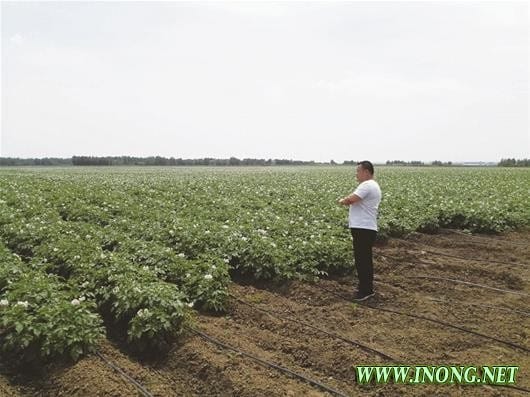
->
xmin=338 ymin=161 xmax=381 ymax=302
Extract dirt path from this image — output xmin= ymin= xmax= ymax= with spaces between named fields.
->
xmin=2 ymin=230 xmax=529 ymax=396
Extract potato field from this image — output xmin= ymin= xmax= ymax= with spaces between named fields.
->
xmin=0 ymin=166 xmax=528 ymax=396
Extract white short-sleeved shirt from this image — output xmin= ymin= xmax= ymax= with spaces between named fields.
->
xmin=348 ymin=179 xmax=382 ymax=231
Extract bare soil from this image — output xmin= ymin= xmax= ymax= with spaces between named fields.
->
xmin=1 ymin=229 xmax=529 ymax=396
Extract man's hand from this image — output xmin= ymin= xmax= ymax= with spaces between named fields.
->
xmin=338 ymin=194 xmax=362 ymax=206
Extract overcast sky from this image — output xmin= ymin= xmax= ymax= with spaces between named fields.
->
xmin=1 ymin=1 xmax=528 ymax=162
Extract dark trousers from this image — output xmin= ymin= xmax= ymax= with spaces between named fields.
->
xmin=350 ymin=228 xmax=377 ymax=294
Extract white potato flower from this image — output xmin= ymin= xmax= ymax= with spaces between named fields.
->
xmin=137 ymin=308 xmax=150 ymax=318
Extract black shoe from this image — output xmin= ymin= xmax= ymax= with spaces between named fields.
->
xmin=353 ymin=291 xmax=375 ymax=302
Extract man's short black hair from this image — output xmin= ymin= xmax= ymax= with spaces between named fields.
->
xmin=357 ymin=160 xmax=374 ymax=175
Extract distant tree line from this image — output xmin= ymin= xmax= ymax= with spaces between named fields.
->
xmin=1 ymin=156 xmax=526 ymax=167
xmin=0 ymin=157 xmax=71 ymax=166
xmin=0 ymin=156 xmax=324 ymax=167
xmin=498 ymin=158 xmax=530 ymax=167
xmin=431 ymin=160 xmax=453 ymax=166
xmin=0 ymin=156 xmax=355 ymax=166
xmin=386 ymin=160 xmax=426 ymax=166
xmin=71 ymin=156 xmax=323 ymax=166
xmin=385 ymin=160 xmax=455 ymax=166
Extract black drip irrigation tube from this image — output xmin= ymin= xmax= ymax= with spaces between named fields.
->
xmin=186 ymin=326 xmax=350 ymax=397
xmin=95 ymin=350 xmax=154 ymax=397
xmin=229 ymin=293 xmax=398 ymax=362
xmin=439 ymin=230 xmax=530 ymax=248
xmin=423 ymin=296 xmax=530 ymax=318
xmin=410 ymin=275 xmax=530 ymax=297
xmin=314 ymin=283 xmax=530 ymax=354
xmin=374 ymin=274 xmax=530 ymax=317
xmin=376 ymin=252 xmax=442 ymax=272
xmin=420 ymin=248 xmax=528 ymax=268
xmin=392 ymin=239 xmax=528 ymax=267
xmin=378 ymin=253 xmax=529 ymax=297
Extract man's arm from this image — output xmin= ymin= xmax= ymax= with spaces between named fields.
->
xmin=338 ymin=194 xmax=362 ymax=206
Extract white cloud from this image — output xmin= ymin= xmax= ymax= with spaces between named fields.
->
xmin=9 ymin=33 xmax=25 ymax=45
xmin=476 ymin=3 xmax=524 ymax=28
xmin=210 ymin=2 xmax=292 ymax=18
xmin=261 ymin=83 xmax=286 ymax=104
xmin=312 ymin=74 xmax=471 ymax=100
